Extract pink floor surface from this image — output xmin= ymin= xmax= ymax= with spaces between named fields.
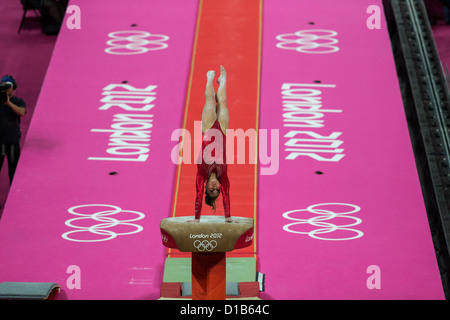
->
xmin=257 ymin=0 xmax=443 ymax=299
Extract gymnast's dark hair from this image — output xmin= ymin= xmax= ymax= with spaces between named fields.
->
xmin=205 ymin=191 xmax=219 ymax=213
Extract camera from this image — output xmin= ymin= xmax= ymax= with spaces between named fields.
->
xmin=0 ymin=82 xmax=13 ymax=103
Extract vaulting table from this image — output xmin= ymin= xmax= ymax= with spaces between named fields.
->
xmin=160 ymin=216 xmax=254 ymax=300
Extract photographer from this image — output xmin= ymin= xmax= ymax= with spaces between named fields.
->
xmin=0 ymin=75 xmax=26 ymax=185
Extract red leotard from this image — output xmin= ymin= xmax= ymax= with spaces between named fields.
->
xmin=195 ymin=120 xmax=230 ymax=219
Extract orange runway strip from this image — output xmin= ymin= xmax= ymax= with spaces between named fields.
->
xmin=169 ymin=0 xmax=262 ymax=259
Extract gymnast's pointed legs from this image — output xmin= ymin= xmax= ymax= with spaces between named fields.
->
xmin=216 ymin=65 xmax=229 ymax=134
xmin=201 ymin=70 xmax=217 ymax=133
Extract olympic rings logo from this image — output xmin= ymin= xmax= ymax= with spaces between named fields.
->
xmin=62 ymin=204 xmax=145 ymax=242
xmin=105 ymin=30 xmax=169 ymax=55
xmin=282 ymin=203 xmax=363 ymax=241
xmin=276 ymin=29 xmax=339 ymax=54
xmin=193 ymin=240 xmax=218 ymax=252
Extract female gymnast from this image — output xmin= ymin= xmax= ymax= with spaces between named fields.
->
xmin=192 ymin=65 xmax=233 ymax=223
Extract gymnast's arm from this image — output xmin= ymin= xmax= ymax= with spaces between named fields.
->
xmin=194 ymin=168 xmax=206 ymax=220
xmin=220 ymin=173 xmax=231 ymax=218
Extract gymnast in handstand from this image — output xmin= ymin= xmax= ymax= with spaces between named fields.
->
xmin=192 ymin=66 xmax=232 ymax=223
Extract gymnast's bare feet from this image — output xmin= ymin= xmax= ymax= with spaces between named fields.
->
xmin=188 ymin=218 xmax=200 ymax=223
xmin=207 ymin=70 xmax=216 ymax=80
xmin=217 ymin=65 xmax=226 ymax=85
